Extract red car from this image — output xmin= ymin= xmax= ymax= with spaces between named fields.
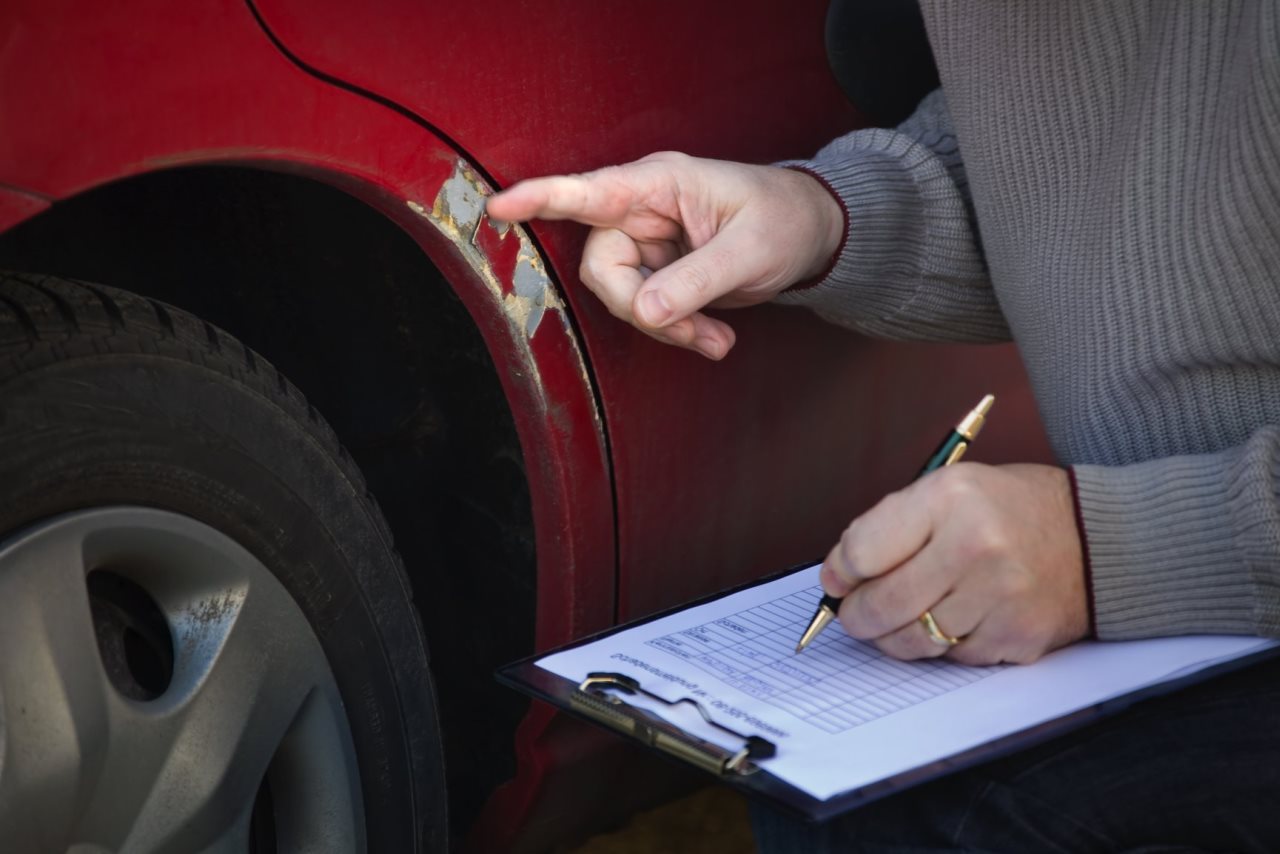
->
xmin=0 ymin=1 xmax=1050 ymax=850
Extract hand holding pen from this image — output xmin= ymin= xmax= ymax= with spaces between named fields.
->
xmin=796 ymin=394 xmax=1091 ymax=665
xmin=797 ymin=395 xmax=995 ymax=652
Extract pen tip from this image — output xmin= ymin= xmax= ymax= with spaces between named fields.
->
xmin=977 ymin=394 xmax=995 ymax=416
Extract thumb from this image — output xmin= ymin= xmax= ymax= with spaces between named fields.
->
xmin=632 ymin=231 xmax=762 ymax=329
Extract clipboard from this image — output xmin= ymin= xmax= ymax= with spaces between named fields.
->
xmin=498 ymin=566 xmax=1280 ymax=823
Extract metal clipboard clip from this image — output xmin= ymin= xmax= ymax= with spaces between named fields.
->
xmin=570 ymin=672 xmax=776 ymax=777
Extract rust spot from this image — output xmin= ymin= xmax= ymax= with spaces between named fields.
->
xmin=417 ymin=160 xmax=562 ymax=339
xmin=411 ymin=159 xmax=606 ymax=437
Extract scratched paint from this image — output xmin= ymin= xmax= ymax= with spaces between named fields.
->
xmin=413 ymin=160 xmax=561 ymax=339
xmin=171 ymin=585 xmax=248 ymax=695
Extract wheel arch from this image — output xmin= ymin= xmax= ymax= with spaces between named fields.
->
xmin=3 ymin=0 xmax=616 ymax=835
xmin=1 ymin=0 xmax=617 ymax=647
xmin=0 ymin=154 xmax=614 ymax=832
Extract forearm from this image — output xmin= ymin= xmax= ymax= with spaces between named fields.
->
xmin=1073 ymin=426 xmax=1280 ymax=639
xmin=775 ymin=90 xmax=1009 ymax=343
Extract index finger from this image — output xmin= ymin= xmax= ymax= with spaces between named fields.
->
xmin=822 ymin=485 xmax=933 ymax=597
xmin=486 ymin=173 xmax=632 ymax=226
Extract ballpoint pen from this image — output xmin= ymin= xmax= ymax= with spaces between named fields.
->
xmin=794 ymin=394 xmax=996 ymax=653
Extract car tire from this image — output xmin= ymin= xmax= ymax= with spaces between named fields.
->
xmin=0 ymin=272 xmax=447 ymax=852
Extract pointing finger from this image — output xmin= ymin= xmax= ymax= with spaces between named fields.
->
xmin=486 ymin=172 xmax=634 ymax=226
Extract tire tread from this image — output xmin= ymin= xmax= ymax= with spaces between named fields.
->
xmin=0 ymin=269 xmax=441 ymax=847
xmin=0 ymin=269 xmax=422 ymax=676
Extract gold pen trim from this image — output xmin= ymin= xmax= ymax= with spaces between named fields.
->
xmin=956 ymin=393 xmax=995 ymax=441
xmin=795 ymin=604 xmax=836 ymax=653
xmin=943 ymin=441 xmax=969 ymax=466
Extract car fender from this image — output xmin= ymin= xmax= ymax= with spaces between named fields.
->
xmin=0 ymin=0 xmax=613 ymax=659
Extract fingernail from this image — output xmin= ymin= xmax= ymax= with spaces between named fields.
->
xmin=695 ymin=336 xmax=723 ymax=359
xmin=820 ymin=564 xmax=852 ymax=597
xmin=638 ymin=289 xmax=671 ymax=326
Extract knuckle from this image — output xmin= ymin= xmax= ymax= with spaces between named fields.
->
xmin=852 ymin=581 xmax=916 ymax=639
xmin=992 ymin=568 xmax=1034 ymax=601
xmin=578 ymin=256 xmax=603 ymax=288
xmin=880 ymin=630 xmax=937 ymax=662
xmin=1006 ymin=570 xmax=1036 ymax=600
xmin=837 ymin=528 xmax=869 ymax=581
xmin=605 ymin=303 xmax=633 ymax=323
xmin=642 ymin=150 xmax=690 ymax=166
xmin=922 ymin=642 xmax=950 ymax=660
xmin=566 ymin=174 xmax=595 ymax=210
xmin=933 ymin=465 xmax=983 ymax=505
xmin=662 ymin=320 xmax=698 ymax=347
xmin=872 ymin=634 xmax=909 ymax=661
xmin=838 ymin=610 xmax=863 ymax=640
xmin=880 ymin=488 xmax=911 ymax=515
xmin=840 ymin=596 xmax=877 ymax=640
xmin=959 ymin=522 xmax=1010 ymax=564
xmin=948 ymin=643 xmax=990 ymax=666
xmin=850 ymin=590 xmax=885 ymax=634
xmin=863 ymin=583 xmax=905 ymax=630
xmin=673 ymin=262 xmax=715 ymax=298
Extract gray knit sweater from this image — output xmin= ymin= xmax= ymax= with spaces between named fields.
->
xmin=778 ymin=1 xmax=1280 ymax=640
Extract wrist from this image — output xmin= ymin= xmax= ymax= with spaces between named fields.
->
xmin=780 ymin=165 xmax=848 ymax=289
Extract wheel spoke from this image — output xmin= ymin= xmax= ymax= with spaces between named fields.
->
xmin=191 ymin=811 xmax=252 ymax=854
xmin=0 ymin=522 xmax=110 ymax=848
xmin=119 ymin=575 xmax=326 ymax=854
xmin=1 ymin=508 xmax=366 ymax=853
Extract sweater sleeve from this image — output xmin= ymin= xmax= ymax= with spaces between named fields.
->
xmin=774 ymin=89 xmax=1010 ymax=343
xmin=1073 ymin=425 xmax=1280 ymax=640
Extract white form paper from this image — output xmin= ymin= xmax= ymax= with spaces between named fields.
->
xmin=537 ymin=563 xmax=1276 ymax=802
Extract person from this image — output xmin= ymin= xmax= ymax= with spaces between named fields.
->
xmin=487 ymin=2 xmax=1280 ymax=850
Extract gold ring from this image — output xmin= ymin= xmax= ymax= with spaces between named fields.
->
xmin=920 ymin=610 xmax=962 ymax=647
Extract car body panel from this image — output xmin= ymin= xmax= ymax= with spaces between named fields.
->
xmin=248 ymin=0 xmax=1054 ymax=618
xmin=0 ymin=0 xmax=1054 ymax=847
xmin=0 ymin=0 xmax=616 ymax=677
xmin=0 ymin=186 xmax=47 ymax=234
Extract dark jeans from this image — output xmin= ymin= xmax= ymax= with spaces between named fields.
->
xmin=752 ymin=655 xmax=1280 ymax=853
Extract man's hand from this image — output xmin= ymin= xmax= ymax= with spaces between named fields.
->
xmin=485 ymin=152 xmax=843 ymax=360
xmin=821 ymin=463 xmax=1089 ymax=665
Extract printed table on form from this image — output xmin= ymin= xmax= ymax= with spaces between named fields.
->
xmin=646 ymin=585 xmax=1001 ymax=733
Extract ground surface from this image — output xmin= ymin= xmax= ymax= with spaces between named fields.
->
xmin=563 ymin=787 xmax=756 ymax=854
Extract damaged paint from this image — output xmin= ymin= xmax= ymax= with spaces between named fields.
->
xmin=511 ymin=241 xmax=550 ymax=338
xmin=413 ymin=160 xmax=562 ymax=339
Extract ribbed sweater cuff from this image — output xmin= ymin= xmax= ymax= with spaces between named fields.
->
xmin=769 ymin=130 xmax=1004 ymax=342
xmin=1065 ymin=467 xmax=1097 ymax=637
xmin=772 ymin=147 xmax=927 ymax=319
xmin=1072 ymin=456 xmax=1258 ymax=639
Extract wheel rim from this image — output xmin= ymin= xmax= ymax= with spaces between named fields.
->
xmin=0 ymin=507 xmax=365 ymax=853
